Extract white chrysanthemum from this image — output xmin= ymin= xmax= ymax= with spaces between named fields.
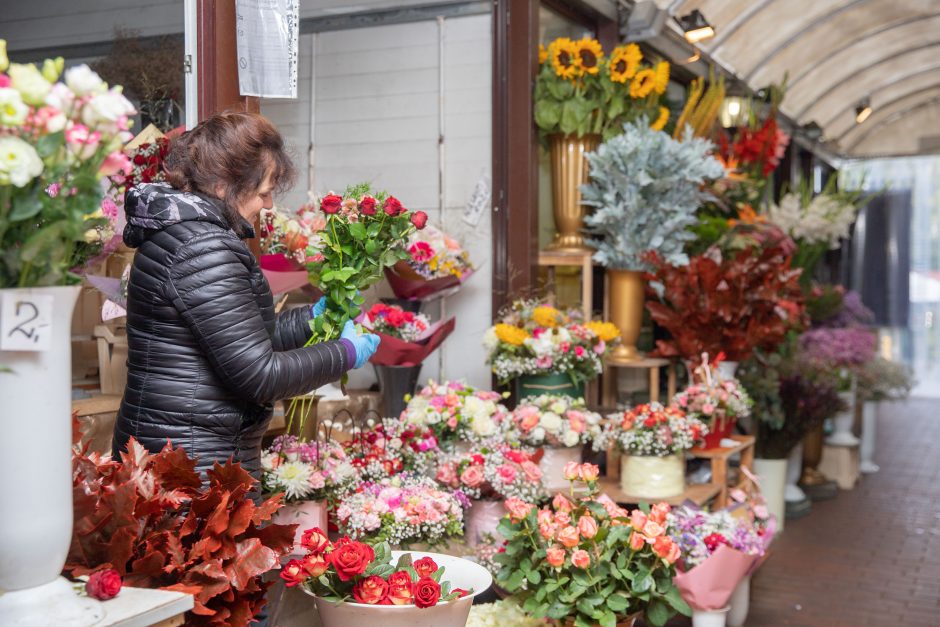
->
xmin=260 ymin=452 xmax=278 ymax=472
xmin=272 ymin=460 xmax=313 ymax=500
xmin=0 ymin=136 xmax=43 ymax=187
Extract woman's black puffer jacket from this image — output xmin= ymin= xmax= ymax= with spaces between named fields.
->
xmin=112 ymin=183 xmax=351 ymax=476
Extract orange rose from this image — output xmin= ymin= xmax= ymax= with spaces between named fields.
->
xmin=649 ymin=502 xmax=671 ymax=525
xmin=505 ymin=498 xmax=535 ymax=522
xmin=557 ymin=525 xmax=580 ymax=548
xmin=643 ymin=520 xmax=665 ymax=539
xmin=552 ymin=494 xmax=573 ymax=512
xmin=546 ymin=546 xmax=566 ymax=568
xmin=300 ymin=527 xmax=330 ymax=554
xmin=563 ymin=461 xmax=580 ymax=481
xmin=571 ymin=549 xmax=591 ymax=569
xmin=388 ymin=571 xmax=414 ymax=605
xmin=280 ymin=560 xmax=308 ymax=587
xmin=577 ymin=515 xmax=598 ymax=539
xmin=629 ymin=531 xmax=646 ymax=551
xmin=652 ymin=536 xmax=679 ymax=564
xmin=554 ymin=510 xmax=571 ymax=526
xmin=630 ymin=510 xmax=648 ymax=532
xmin=302 ymin=553 xmax=329 ymax=578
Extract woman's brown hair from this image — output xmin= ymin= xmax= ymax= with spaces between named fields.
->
xmin=164 ymin=111 xmax=296 ymax=228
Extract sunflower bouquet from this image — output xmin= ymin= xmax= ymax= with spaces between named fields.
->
xmin=535 ymin=38 xmax=670 ymax=141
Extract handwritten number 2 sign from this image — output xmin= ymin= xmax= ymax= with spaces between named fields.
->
xmin=1 ymin=293 xmax=54 ymax=351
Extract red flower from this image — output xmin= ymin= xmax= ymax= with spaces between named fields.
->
xmin=279 ymin=560 xmax=308 ymax=587
xmin=329 ymin=541 xmax=375 ymax=581
xmin=86 ymin=569 xmax=122 ymax=600
xmin=704 ymin=532 xmax=729 ymax=552
xmin=384 ymin=308 xmax=406 ymax=328
xmin=413 ymin=556 xmax=439 ymax=578
xmin=452 ymin=588 xmax=471 ymax=598
xmin=413 ymin=576 xmax=441 ymax=608
xmin=321 ymin=194 xmax=343 ymax=214
xmin=409 ymin=241 xmax=434 ymax=263
xmin=301 ymin=527 xmax=330 ymax=554
xmin=410 ymin=210 xmax=428 ymax=229
xmin=387 ymin=571 xmax=414 ymax=605
xmin=302 ymin=553 xmax=329 ymax=578
xmin=359 ymin=195 xmax=377 ymax=215
xmin=383 ymin=196 xmax=404 ymax=216
xmin=353 ymin=575 xmax=390 ymax=605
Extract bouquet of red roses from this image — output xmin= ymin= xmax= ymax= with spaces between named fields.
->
xmin=361 ymin=302 xmax=455 ymax=367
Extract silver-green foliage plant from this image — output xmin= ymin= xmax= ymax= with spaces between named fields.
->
xmin=582 ymin=121 xmax=724 ymax=271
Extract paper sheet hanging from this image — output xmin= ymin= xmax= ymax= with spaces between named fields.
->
xmin=235 ymin=0 xmax=299 ymax=99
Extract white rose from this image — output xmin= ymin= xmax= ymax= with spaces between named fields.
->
xmin=0 ymin=136 xmax=43 ymax=187
xmin=0 ymin=88 xmax=28 ymax=127
xmin=471 ymin=414 xmax=496 ymax=437
xmin=540 ymin=412 xmax=563 ymax=433
xmin=562 ymin=429 xmax=580 ymax=447
xmin=463 ymin=396 xmax=486 ymax=419
xmin=8 ymin=63 xmax=51 ymax=106
xmin=81 ymin=88 xmax=135 ymax=129
xmin=64 ymin=64 xmax=106 ymax=97
xmin=531 ymin=427 xmax=546 ymax=442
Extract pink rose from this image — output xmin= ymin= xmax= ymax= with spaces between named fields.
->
xmin=517 ymin=408 xmax=540 ymax=432
xmin=579 ymin=463 xmax=599 ymax=482
xmin=436 ymin=463 xmax=457 ymax=485
xmin=308 ymin=471 xmax=325 ymax=490
xmin=99 ymin=150 xmax=132 ymax=177
xmin=649 ymin=502 xmax=671 ymax=525
xmin=496 ymin=464 xmax=517 ymax=483
xmin=562 ymin=461 xmax=580 ymax=481
xmin=505 ymin=498 xmax=534 ymax=522
xmin=545 ymin=546 xmax=566 ymax=568
xmin=629 ymin=531 xmax=646 ymax=551
xmin=535 ymin=356 xmax=553 ymax=369
xmin=539 ymin=521 xmax=556 ymax=540
xmin=571 ymin=549 xmax=591 ymax=569
xmin=557 ymin=525 xmax=580 ymax=548
xmin=568 ymin=412 xmax=586 ymax=433
xmin=554 ymin=510 xmax=571 ymax=526
xmin=702 ymin=403 xmax=715 ymax=415
xmin=642 ymin=521 xmax=665 ymax=539
xmin=593 ymin=340 xmax=606 ymax=354
xmin=521 ymin=461 xmax=542 ymax=483
xmin=577 ymin=515 xmax=598 ymax=539
xmin=574 ymin=346 xmax=585 ymax=357
xmin=630 ymin=510 xmax=648 ymax=532
xmin=460 ymin=464 xmax=485 ymax=488
xmin=552 ymin=494 xmax=573 ymax=512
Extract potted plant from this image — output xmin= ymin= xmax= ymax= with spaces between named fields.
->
xmin=675 ymin=360 xmax=753 ymax=450
xmin=597 ymin=403 xmax=706 ymax=499
xmin=261 ymin=435 xmax=358 ymax=554
xmin=484 ymin=299 xmax=619 ymax=398
xmin=494 ymin=464 xmax=691 ymax=626
xmin=509 ymin=394 xmax=604 ymax=489
xmin=435 ymin=441 xmax=544 ymax=546
xmin=281 ymin=533 xmax=491 ymax=627
xmin=400 ymin=380 xmax=512 ymax=451
xmin=536 ymin=39 xmax=669 ymax=251
xmin=582 ymin=121 xmax=724 ymax=361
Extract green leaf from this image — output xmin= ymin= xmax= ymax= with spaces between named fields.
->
xmin=599 ymin=610 xmax=617 ymax=627
xmin=606 ymin=593 xmax=629 ymax=613
xmin=633 ymin=571 xmax=654 ymax=594
xmin=349 ymin=221 xmax=367 ymax=240
xmin=526 ymin=569 xmax=542 ymax=585
xmin=505 ymin=569 xmax=525 ymax=591
xmin=545 ymin=600 xmax=573 ymax=619
xmin=576 ymin=598 xmax=602 ymax=619
xmin=395 ymin=553 xmax=413 ymax=569
xmin=663 ymin=585 xmax=692 ymax=615
xmin=35 ymin=131 xmax=64 ymax=158
xmin=9 ymin=195 xmax=42 ymax=222
xmin=535 ymin=100 xmax=562 ymax=131
xmin=431 ymin=566 xmax=445 ymax=582
xmin=646 ymin=599 xmax=671 ymax=627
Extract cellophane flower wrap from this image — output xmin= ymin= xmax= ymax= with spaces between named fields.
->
xmin=597 ymin=402 xmax=706 ymax=457
xmin=343 ymin=417 xmax=441 ymax=482
xmin=281 ymin=533 xmax=471 ymax=607
xmin=494 ymin=465 xmax=690 ymax=627
xmin=674 ymin=360 xmax=752 ymax=435
xmin=510 ymin=394 xmax=603 ymax=448
xmin=334 ymin=474 xmax=466 ymax=547
xmin=0 ymin=48 xmax=137 ymax=287
xmin=363 ymin=302 xmax=430 ymax=342
xmin=484 ymin=299 xmax=620 ymax=385
xmin=404 ymin=223 xmax=474 ymax=281
xmin=401 ymin=380 xmax=511 ymax=448
xmin=260 ymin=435 xmax=357 ymax=504
xmin=435 ymin=440 xmax=545 ymax=502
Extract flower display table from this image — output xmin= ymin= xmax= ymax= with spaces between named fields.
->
xmin=601 ymin=356 xmax=678 ymax=407
xmin=96 ymin=586 xmax=193 ymax=627
xmin=689 ymin=435 xmax=757 ymax=508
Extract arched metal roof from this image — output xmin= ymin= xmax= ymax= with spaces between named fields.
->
xmin=667 ymin=0 xmax=940 ymax=157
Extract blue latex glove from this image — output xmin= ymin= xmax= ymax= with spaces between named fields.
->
xmin=311 ymin=296 xmax=327 ymax=318
xmin=341 ymin=319 xmax=380 ymax=369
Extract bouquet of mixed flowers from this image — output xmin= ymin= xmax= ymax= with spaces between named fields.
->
xmin=494 ymin=464 xmax=690 ymax=627
xmin=484 ymin=300 xmax=620 ymax=385
xmin=361 ymin=302 xmax=455 ymax=367
xmin=598 ymin=403 xmax=706 ymax=457
xmin=364 ymin=303 xmax=429 ymax=341
xmin=334 ymin=474 xmax=467 ymax=547
xmin=385 ymin=224 xmax=475 ymax=300
xmin=401 ymin=380 xmax=511 ymax=447
xmin=674 ymin=357 xmax=753 ymax=448
xmin=281 ymin=533 xmax=472 ymax=607
xmin=435 ymin=441 xmax=544 ymax=503
xmin=259 ymin=203 xmax=326 ymax=267
xmin=260 ymin=435 xmax=357 ymax=504
xmin=343 ymin=417 xmax=441 ymax=482
xmin=510 ymin=394 xmax=603 ymax=449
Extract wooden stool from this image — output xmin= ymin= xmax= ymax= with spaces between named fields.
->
xmin=690 ymin=435 xmax=756 ymax=508
xmin=538 ymin=249 xmax=593 ymax=321
xmin=94 ymin=323 xmax=128 ymax=396
xmin=601 ymin=356 xmax=678 ymax=407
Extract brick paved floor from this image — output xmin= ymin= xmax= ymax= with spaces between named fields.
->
xmin=666 ymin=398 xmax=940 ymax=627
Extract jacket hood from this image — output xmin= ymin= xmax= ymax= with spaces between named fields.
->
xmin=123 ymin=183 xmax=255 ymax=248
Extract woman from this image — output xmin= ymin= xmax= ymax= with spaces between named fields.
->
xmin=112 ymin=111 xmax=378 ymax=477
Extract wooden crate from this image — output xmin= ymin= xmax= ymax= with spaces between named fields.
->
xmin=689 ymin=435 xmax=756 ymax=508
xmin=94 ymin=323 xmax=128 ymax=396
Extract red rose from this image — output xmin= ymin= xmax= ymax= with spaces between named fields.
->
xmin=330 ymin=541 xmax=375 ymax=581
xmin=413 ymin=556 xmax=439 ymax=579
xmin=302 ymin=553 xmax=329 ymax=578
xmin=359 ymin=196 xmax=377 ymax=215
xmin=410 ymin=210 xmax=428 ymax=229
xmin=353 ymin=575 xmax=389 ymax=605
xmin=383 ymin=196 xmax=404 ymax=216
xmin=384 ymin=308 xmax=406 ymax=328
xmin=413 ymin=576 xmax=441 ymax=608
xmin=300 ymin=527 xmax=330 ymax=554
xmin=387 ymin=570 xmax=414 ymax=605
xmin=452 ymin=588 xmax=471 ymax=598
xmin=86 ymin=569 xmax=122 ymax=600
xmin=280 ymin=559 xmax=309 ymax=587
xmin=321 ymin=194 xmax=343 ymax=214
xmin=133 ymin=154 xmax=146 ymax=165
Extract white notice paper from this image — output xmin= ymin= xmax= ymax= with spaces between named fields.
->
xmin=1 ymin=293 xmax=53 ymax=351
xmin=235 ymin=0 xmax=299 ymax=99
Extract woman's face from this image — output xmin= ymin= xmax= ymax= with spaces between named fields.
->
xmin=234 ymin=169 xmax=275 ymax=224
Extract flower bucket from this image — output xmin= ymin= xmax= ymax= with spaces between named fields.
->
xmin=374 ymin=363 xmax=423 ymax=418
xmin=515 ymin=372 xmax=583 ymax=400
xmin=692 ymin=606 xmax=730 ymax=627
xmin=539 ymin=446 xmax=583 ymax=491
xmin=308 ymin=550 xmax=492 ymax=627
xmin=465 ymin=500 xmax=507 ymax=547
xmin=752 ymin=458 xmax=786 ymax=533
xmin=547 ymin=133 xmax=600 ymax=252
xmin=727 ymin=574 xmax=750 ymax=627
xmin=272 ymin=500 xmax=329 ymax=555
xmin=620 ymin=454 xmax=685 ymax=499
xmin=700 ymin=417 xmax=736 ymax=450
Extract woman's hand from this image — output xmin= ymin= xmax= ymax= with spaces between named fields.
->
xmin=311 ymin=296 xmax=327 ymax=318
xmin=341 ymin=320 xmax=380 ymax=369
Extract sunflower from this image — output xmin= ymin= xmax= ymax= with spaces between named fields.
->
xmin=650 ymin=106 xmax=670 ymax=131
xmin=586 ymin=320 xmax=621 ymax=343
xmin=608 ymin=44 xmax=642 ymax=83
xmin=574 ymin=38 xmax=604 ymax=76
xmin=494 ymin=323 xmax=530 ymax=346
xmin=532 ymin=305 xmax=566 ymax=328
xmin=538 ymin=43 xmax=548 ymax=65
xmin=630 ymin=68 xmax=656 ymax=98
xmin=653 ymin=61 xmax=670 ymax=95
xmin=549 ymin=38 xmax=579 ymax=80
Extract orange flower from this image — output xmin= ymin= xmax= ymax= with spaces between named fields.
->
xmin=546 ymin=546 xmax=566 ymax=568
xmin=557 ymin=525 xmax=581 ymax=548
xmin=629 ymin=531 xmax=646 ymax=551
xmin=727 ymin=204 xmax=767 ymax=228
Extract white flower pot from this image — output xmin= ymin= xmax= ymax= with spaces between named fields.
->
xmin=860 ymin=400 xmax=879 ymax=473
xmin=827 ymin=390 xmax=859 ymax=446
xmin=272 ymin=499 xmax=329 ymax=554
xmin=716 ymin=361 xmax=739 ymax=380
xmin=309 ymin=550 xmax=492 ymax=627
xmin=692 ymin=606 xmax=730 ymax=627
xmin=465 ymin=500 xmax=507 ymax=547
xmin=727 ymin=575 xmax=750 ymax=627
xmin=753 ymin=458 xmax=786 ymax=533
xmin=0 ymin=286 xmax=104 ymax=625
xmin=784 ymin=443 xmax=807 ymax=503
xmin=539 ymin=445 xmax=582 ymax=491
xmin=620 ymin=454 xmax=685 ymax=499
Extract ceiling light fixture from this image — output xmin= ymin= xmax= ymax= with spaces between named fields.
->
xmin=677 ymin=10 xmax=715 ymax=44
xmin=855 ymin=99 xmax=872 ymax=124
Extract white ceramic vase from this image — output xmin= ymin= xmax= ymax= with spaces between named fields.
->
xmin=272 ymin=499 xmax=329 ymax=555
xmin=465 ymin=500 xmax=506 ymax=547
xmin=860 ymin=400 xmax=880 ymax=473
xmin=692 ymin=606 xmax=730 ymax=627
xmin=0 ymin=286 xmax=104 ymax=625
xmin=727 ymin=575 xmax=751 ymax=627
xmin=309 ymin=550 xmax=492 ymax=627
xmin=784 ymin=443 xmax=807 ymax=503
xmin=716 ymin=361 xmax=739 ymax=380
xmin=620 ymin=454 xmax=685 ymax=499
xmin=539 ymin=445 xmax=582 ymax=491
xmin=753 ymin=458 xmax=786 ymax=533
xmin=827 ymin=388 xmax=859 ymax=446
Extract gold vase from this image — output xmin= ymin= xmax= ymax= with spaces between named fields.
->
xmin=547 ymin=133 xmax=600 ymax=252
xmin=608 ymin=269 xmax=645 ymax=362
xmin=800 ymin=422 xmax=829 ymax=486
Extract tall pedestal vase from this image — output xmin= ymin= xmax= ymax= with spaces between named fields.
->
xmin=784 ymin=443 xmax=807 ymax=503
xmin=547 ymin=134 xmax=600 ymax=252
xmin=727 ymin=575 xmax=751 ymax=627
xmin=828 ymin=385 xmax=859 ymax=446
xmin=374 ymin=364 xmax=422 ymax=418
xmin=0 ymin=286 xmax=104 ymax=625
xmin=607 ymin=269 xmax=645 ymax=362
xmin=800 ymin=423 xmax=829 ymax=487
xmin=860 ymin=400 xmax=880 ymax=473
xmin=752 ymin=458 xmax=786 ymax=533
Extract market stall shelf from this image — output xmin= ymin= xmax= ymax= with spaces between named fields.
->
xmin=94 ymin=586 xmax=193 ymax=627
xmin=690 ymin=435 xmax=756 ymax=509
xmin=596 ymin=477 xmax=721 ymax=507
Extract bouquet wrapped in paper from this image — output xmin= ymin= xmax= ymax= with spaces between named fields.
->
xmin=385 ymin=224 xmax=475 ymax=301
xmin=361 ymin=302 xmax=454 ymax=367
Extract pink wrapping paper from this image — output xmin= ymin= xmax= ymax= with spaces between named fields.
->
xmin=673 ymin=544 xmax=760 ymax=611
xmin=260 ymin=254 xmax=312 ymax=296
xmin=368 ymin=317 xmax=456 ymax=366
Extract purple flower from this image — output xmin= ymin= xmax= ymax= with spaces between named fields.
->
xmin=800 ymin=327 xmax=876 ymax=367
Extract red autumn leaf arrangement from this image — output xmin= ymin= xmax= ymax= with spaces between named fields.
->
xmin=66 ymin=435 xmax=295 ymax=626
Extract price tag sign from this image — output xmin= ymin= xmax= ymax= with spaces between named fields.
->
xmin=1 ymin=293 xmax=53 ymax=351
